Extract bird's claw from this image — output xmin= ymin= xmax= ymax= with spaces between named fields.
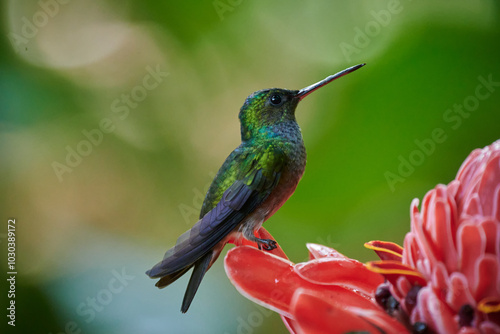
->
xmin=257 ymin=238 xmax=277 ymax=251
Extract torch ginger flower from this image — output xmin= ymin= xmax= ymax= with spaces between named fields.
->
xmin=367 ymin=139 xmax=500 ymax=333
xmin=224 ymin=140 xmax=500 ymax=333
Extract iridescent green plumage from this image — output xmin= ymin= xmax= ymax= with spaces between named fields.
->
xmin=146 ymin=64 xmax=366 ymax=313
xmin=200 ymin=88 xmax=300 ymax=217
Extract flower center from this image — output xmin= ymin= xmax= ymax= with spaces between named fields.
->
xmin=458 ymin=304 xmax=474 ymax=327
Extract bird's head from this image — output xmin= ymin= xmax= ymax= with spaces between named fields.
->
xmin=238 ymin=64 xmax=366 ymax=142
xmin=239 ymin=88 xmax=299 ymax=141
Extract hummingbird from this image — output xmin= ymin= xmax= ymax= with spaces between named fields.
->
xmin=146 ymin=63 xmax=365 ymax=313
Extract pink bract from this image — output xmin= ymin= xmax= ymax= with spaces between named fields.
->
xmin=368 ymin=140 xmax=500 ymax=333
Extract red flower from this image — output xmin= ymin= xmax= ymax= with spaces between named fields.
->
xmin=367 ymin=140 xmax=500 ymax=333
xmin=224 ymin=140 xmax=500 ymax=334
xmin=226 ymin=230 xmax=408 ymax=333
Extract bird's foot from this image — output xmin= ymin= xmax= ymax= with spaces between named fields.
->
xmin=256 ymin=238 xmax=277 ymax=251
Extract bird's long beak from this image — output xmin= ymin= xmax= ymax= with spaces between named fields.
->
xmin=295 ymin=63 xmax=366 ymax=100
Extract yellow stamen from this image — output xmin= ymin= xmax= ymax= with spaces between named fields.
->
xmin=366 ymin=261 xmax=425 ymax=280
xmin=478 ymin=297 xmax=500 ymax=313
xmin=364 ymin=241 xmax=403 ymax=259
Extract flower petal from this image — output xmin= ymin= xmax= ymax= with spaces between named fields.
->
xmin=396 ymin=275 xmax=413 ymax=303
xmin=409 ymin=191 xmax=440 ymax=278
xmin=430 ymin=186 xmax=459 ymax=271
xmin=476 ymin=155 xmax=500 ymax=219
xmin=457 ymin=222 xmax=486 ymax=281
xmin=291 ymin=290 xmax=377 ymax=334
xmin=295 ymin=257 xmax=384 ymax=296
xmin=291 ymin=289 xmax=410 ymax=334
xmin=456 ymin=147 xmax=483 ymax=187
xmin=364 ymin=240 xmax=403 ymax=262
xmin=281 ymin=315 xmax=299 ymax=334
xmin=224 ymin=246 xmax=384 ymax=318
xmin=403 ymin=232 xmax=420 ymax=270
xmin=479 ymin=322 xmax=500 ymax=334
xmin=412 ymin=286 xmax=458 ymax=333
xmin=414 ymin=184 xmax=459 ymax=273
xmin=480 ymin=218 xmax=500 ymax=256
xmin=306 ymin=243 xmax=348 ymax=260
xmin=463 ymin=192 xmax=483 ymax=216
xmin=224 ymin=246 xmax=296 ymax=317
xmin=431 ymin=262 xmax=450 ymax=297
xmin=446 ymin=272 xmax=476 ymax=313
xmin=366 ymin=260 xmax=427 ymax=287
xmin=473 ymin=254 xmax=500 ymax=302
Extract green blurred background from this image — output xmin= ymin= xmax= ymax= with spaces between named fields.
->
xmin=1 ymin=0 xmax=499 ymax=333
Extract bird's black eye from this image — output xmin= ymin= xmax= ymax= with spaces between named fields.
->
xmin=270 ymin=94 xmax=282 ymax=105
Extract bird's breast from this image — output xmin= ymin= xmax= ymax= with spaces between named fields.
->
xmin=262 ymin=138 xmax=306 ymax=221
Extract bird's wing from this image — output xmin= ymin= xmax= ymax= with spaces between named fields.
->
xmin=146 ymin=143 xmax=286 ymax=278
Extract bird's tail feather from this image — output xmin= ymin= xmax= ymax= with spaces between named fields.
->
xmin=154 ymin=266 xmax=191 ymax=289
xmin=181 ymin=251 xmax=213 ymax=313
